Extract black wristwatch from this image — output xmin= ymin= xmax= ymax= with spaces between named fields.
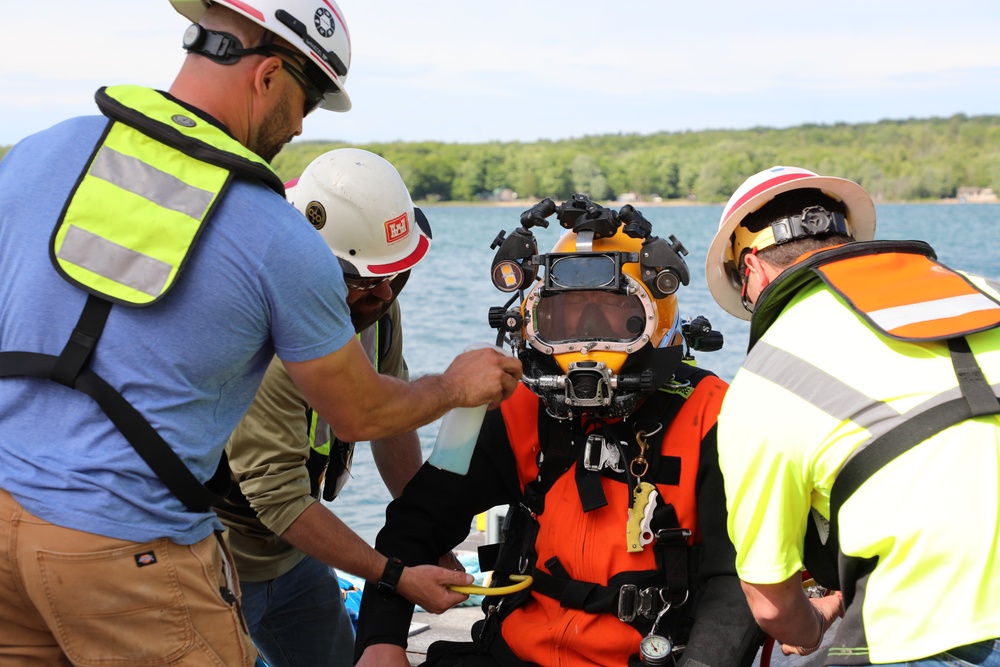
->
xmin=376 ymin=557 xmax=404 ymax=594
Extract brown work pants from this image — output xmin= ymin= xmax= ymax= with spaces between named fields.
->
xmin=0 ymin=486 xmax=257 ymax=666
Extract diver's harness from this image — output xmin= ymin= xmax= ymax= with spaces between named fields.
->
xmin=0 ymin=86 xmax=285 ymax=512
xmin=753 ymin=241 xmax=1000 ymax=594
xmin=473 ymin=364 xmax=714 ymax=663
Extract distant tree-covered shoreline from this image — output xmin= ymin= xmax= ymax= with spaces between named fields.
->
xmin=4 ymin=114 xmax=998 ymax=204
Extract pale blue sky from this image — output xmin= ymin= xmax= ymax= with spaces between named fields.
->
xmin=3 ymin=0 xmax=998 ymax=147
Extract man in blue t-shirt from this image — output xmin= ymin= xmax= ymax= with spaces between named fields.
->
xmin=0 ymin=3 xmax=520 ymax=665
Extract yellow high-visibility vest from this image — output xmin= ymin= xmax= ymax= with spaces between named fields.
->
xmin=51 ymin=85 xmax=282 ymax=306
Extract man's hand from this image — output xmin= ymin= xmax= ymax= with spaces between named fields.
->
xmin=356 ymin=643 xmax=410 ymax=667
xmin=443 ymin=347 xmax=522 ymax=410
xmin=396 ymin=564 xmax=474 ymax=615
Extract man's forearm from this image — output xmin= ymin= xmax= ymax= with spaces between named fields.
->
xmin=285 ymin=347 xmax=455 ymax=441
xmin=740 ymin=577 xmax=827 ymax=648
xmin=371 ymin=430 xmax=423 ymax=498
xmin=281 ymin=501 xmax=386 ymax=581
xmin=284 ymin=341 xmax=520 ymax=443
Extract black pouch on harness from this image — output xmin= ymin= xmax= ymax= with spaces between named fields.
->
xmin=802 ymin=508 xmax=840 ymax=590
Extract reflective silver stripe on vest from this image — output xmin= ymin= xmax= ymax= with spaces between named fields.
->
xmin=868 ymin=293 xmax=1000 ymax=333
xmin=90 ymin=146 xmax=215 ymax=220
xmin=744 ymin=342 xmax=902 ymax=427
xmin=57 ymin=225 xmax=172 ymax=297
xmin=743 ymin=341 xmax=997 ymax=468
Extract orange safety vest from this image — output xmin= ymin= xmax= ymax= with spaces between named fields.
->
xmin=491 ymin=372 xmax=726 ymax=667
xmin=749 ymin=240 xmax=1000 ymax=349
xmin=814 ymin=250 xmax=1000 ymax=341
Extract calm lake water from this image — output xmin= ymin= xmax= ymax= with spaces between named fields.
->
xmin=328 ymin=202 xmax=1000 ymax=544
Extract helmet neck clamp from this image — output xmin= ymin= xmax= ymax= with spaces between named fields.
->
xmin=519 ymin=345 xmax=682 ymax=420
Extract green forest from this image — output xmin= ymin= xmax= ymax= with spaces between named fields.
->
xmin=4 ymin=114 xmax=999 ymax=204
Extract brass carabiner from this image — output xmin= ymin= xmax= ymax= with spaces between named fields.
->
xmin=630 ymin=430 xmax=651 ymax=478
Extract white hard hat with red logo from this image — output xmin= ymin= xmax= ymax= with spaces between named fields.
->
xmin=705 ymin=166 xmax=876 ymax=320
xmin=170 ymin=0 xmax=352 ymax=111
xmin=286 ymin=148 xmax=432 ymax=277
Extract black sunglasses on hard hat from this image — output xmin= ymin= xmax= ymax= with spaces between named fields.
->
xmin=252 ymin=45 xmax=330 ymax=115
xmin=275 ymin=56 xmax=326 ymax=115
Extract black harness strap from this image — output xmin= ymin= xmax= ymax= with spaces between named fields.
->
xmin=949 ymin=336 xmax=1000 ymax=416
xmin=531 ymin=559 xmax=663 ymax=616
xmin=0 ymin=296 xmax=227 ymax=512
xmin=575 ymin=426 xmax=610 ymax=512
xmin=51 ymin=294 xmax=112 ymax=387
xmin=523 ymin=407 xmax=578 ymax=515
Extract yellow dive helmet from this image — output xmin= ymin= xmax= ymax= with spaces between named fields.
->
xmin=488 ymin=194 xmax=708 ymax=419
xmin=526 ymin=228 xmax=681 ymax=374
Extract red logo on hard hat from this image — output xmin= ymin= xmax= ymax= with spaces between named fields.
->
xmin=385 ymin=213 xmax=409 ymax=244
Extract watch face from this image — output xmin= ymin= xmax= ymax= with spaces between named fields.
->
xmin=640 ymin=635 xmax=672 ymax=663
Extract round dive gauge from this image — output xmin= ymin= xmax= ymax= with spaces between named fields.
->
xmin=639 ymin=634 xmax=673 ymax=665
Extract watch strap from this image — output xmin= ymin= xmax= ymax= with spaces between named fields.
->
xmin=376 ymin=556 xmax=404 ymax=594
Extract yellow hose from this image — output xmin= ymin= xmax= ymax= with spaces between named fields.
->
xmin=448 ymin=574 xmax=533 ymax=596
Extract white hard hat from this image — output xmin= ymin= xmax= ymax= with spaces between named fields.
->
xmin=171 ymin=0 xmax=352 ymax=111
xmin=705 ymin=166 xmax=876 ymax=320
xmin=287 ymin=148 xmax=432 ymax=276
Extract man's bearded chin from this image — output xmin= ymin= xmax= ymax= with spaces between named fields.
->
xmin=350 ymin=272 xmax=411 ymax=332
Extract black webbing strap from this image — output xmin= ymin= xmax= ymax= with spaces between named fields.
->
xmin=524 ymin=406 xmax=578 ymax=515
xmin=652 ymin=525 xmax=691 ymax=606
xmin=575 ymin=448 xmax=609 ymax=512
xmin=828 ymin=336 xmax=1000 ymax=557
xmin=52 ymin=294 xmax=111 ymax=387
xmin=530 ymin=559 xmax=668 ymax=633
xmin=949 ymin=336 xmax=1000 ymax=416
xmin=0 ymin=296 xmax=228 ymax=512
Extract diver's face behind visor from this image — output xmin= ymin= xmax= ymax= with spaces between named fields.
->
xmin=534 ymin=289 xmax=648 ymax=347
